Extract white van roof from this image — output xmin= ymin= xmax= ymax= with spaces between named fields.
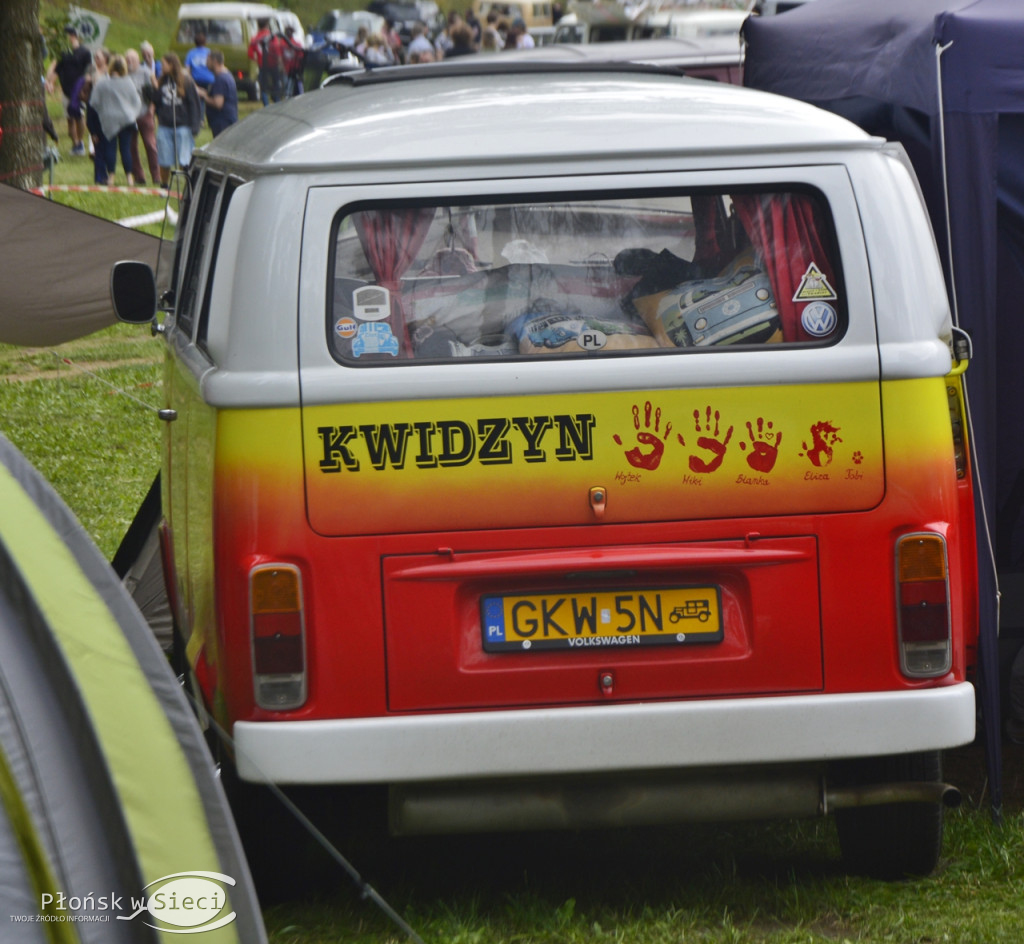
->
xmin=199 ymin=64 xmax=877 ymax=177
xmin=510 ymin=35 xmax=743 ymax=66
xmin=177 ymin=2 xmax=278 ymax=18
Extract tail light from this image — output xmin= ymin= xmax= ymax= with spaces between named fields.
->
xmin=896 ymin=533 xmax=951 ymax=677
xmin=250 ymin=564 xmax=307 ymax=710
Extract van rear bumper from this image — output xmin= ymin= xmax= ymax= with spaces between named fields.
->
xmin=233 ymin=682 xmax=975 ymax=785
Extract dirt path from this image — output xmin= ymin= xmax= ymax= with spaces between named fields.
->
xmin=2 ymin=356 xmax=161 ymax=384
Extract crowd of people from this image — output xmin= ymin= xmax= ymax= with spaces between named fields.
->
xmin=45 ymin=24 xmax=238 ymax=188
xmin=42 ymin=10 xmax=545 ymax=187
xmin=353 ymin=9 xmax=543 ymax=67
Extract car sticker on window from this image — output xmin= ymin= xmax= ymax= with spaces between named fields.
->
xmin=792 ymin=262 xmax=837 ymax=302
xmin=335 ymin=317 xmax=358 ymax=339
xmin=352 ymin=322 xmax=399 ymax=357
xmin=353 ymin=285 xmax=391 ymax=321
xmin=800 ymin=301 xmax=838 ymax=338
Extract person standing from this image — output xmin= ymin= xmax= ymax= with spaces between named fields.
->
xmin=444 ymin=23 xmax=477 ymax=58
xmin=125 ymin=49 xmax=158 ymax=185
xmin=45 ymin=26 xmax=91 ymax=156
xmin=407 ymin=23 xmax=434 ymax=60
xmin=153 ymin=52 xmax=202 ymax=187
xmin=382 ymin=18 xmax=405 ymax=64
xmin=281 ymin=27 xmax=305 ymax=97
xmin=82 ymin=48 xmax=109 ymax=173
xmin=184 ymin=33 xmax=215 ymax=91
xmin=86 ymin=54 xmax=142 ymax=185
xmin=140 ymin=40 xmax=162 ymax=79
xmin=197 ymin=50 xmax=238 ymax=137
xmin=249 ymin=18 xmax=285 ymax=105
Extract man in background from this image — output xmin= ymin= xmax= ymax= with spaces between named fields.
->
xmin=197 ymin=50 xmax=238 ymax=137
xmin=46 ymin=26 xmax=91 ymax=156
xmin=184 ymin=32 xmax=215 ymax=91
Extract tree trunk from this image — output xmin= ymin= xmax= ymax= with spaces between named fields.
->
xmin=0 ymin=0 xmax=44 ymax=190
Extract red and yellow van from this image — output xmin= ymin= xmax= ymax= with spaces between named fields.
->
xmin=114 ymin=60 xmax=978 ymax=878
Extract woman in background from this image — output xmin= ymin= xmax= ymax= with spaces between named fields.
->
xmin=153 ymin=52 xmax=202 ymax=187
xmin=87 ymin=54 xmax=142 ymax=185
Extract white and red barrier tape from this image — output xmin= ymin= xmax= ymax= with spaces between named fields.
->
xmin=30 ymin=184 xmax=175 ymax=197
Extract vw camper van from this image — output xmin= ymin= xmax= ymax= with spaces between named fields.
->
xmin=113 ymin=59 xmax=978 ymax=879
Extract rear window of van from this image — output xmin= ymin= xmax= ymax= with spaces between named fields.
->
xmin=177 ymin=18 xmax=245 ymax=45
xmin=327 ymin=188 xmax=845 ymax=363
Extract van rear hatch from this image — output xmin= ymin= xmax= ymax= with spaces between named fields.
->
xmin=299 ymin=179 xmax=884 ymax=711
xmin=379 ymin=536 xmax=823 ymax=710
xmin=302 ymin=380 xmax=883 ymax=710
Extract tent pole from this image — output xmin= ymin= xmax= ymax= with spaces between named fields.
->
xmin=936 ymin=38 xmax=1002 ymax=628
xmin=935 ymin=41 xmax=958 ymax=327
xmin=936 ymin=38 xmax=1004 ymax=823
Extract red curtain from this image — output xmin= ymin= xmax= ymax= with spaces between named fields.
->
xmin=732 ymin=193 xmax=836 ymax=342
xmin=354 ymin=208 xmax=435 ymax=354
xmin=691 ymin=194 xmax=730 ymax=273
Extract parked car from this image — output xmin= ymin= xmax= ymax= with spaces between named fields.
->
xmin=473 ymin=0 xmax=557 ymax=32
xmin=305 ymin=9 xmax=384 ymax=81
xmin=171 ymin=2 xmax=293 ymax=100
xmin=367 ymin=0 xmax=443 ymax=43
xmin=311 ymin=8 xmax=384 ymax=46
xmin=752 ymin=0 xmax=817 ymax=13
xmin=554 ymin=2 xmax=745 ymax=45
xmin=508 ymin=35 xmax=745 ymax=84
xmin=113 ymin=58 xmax=977 ymax=881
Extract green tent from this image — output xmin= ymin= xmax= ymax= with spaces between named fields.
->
xmin=0 ymin=432 xmax=266 ymax=942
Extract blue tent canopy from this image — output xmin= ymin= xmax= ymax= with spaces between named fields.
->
xmin=745 ymin=0 xmax=1024 ymax=818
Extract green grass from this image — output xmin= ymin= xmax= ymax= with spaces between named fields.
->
xmin=258 ymin=802 xmax=1024 ymax=944
xmin=0 ymin=326 xmax=163 ymax=558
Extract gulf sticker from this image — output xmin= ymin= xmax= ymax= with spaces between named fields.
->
xmin=792 ymin=262 xmax=837 ymax=302
xmin=335 ymin=317 xmax=358 ymax=339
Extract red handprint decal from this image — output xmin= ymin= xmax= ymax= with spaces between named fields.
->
xmin=689 ymin=406 xmax=733 ymax=474
xmin=800 ymin=420 xmax=842 ymax=467
xmin=613 ymin=400 xmax=674 ymax=471
xmin=739 ymin=417 xmax=782 ymax=474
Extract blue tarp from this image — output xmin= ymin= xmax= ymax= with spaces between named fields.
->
xmin=745 ymin=0 xmax=1024 ymax=819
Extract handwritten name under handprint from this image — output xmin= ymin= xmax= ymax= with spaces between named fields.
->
xmin=739 ymin=417 xmax=782 ymax=474
xmin=800 ymin=420 xmax=842 ymax=467
xmin=689 ymin=406 xmax=733 ymax=474
xmin=613 ymin=400 xmax=676 ymax=471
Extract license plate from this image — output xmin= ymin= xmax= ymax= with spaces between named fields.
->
xmin=481 ymin=586 xmax=722 ymax=652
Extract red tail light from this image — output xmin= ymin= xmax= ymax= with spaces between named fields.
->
xmin=896 ymin=533 xmax=951 ymax=678
xmin=250 ymin=564 xmax=307 ymax=709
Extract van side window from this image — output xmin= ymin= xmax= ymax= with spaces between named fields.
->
xmin=196 ymin=178 xmax=239 ymax=354
xmin=176 ymin=174 xmax=222 ymax=339
xmin=326 ymin=189 xmax=845 ymax=364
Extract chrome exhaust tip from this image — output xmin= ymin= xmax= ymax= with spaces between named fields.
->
xmin=824 ymin=780 xmax=961 ymax=814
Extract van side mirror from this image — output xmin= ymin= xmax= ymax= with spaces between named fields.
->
xmin=110 ymin=260 xmax=157 ymax=325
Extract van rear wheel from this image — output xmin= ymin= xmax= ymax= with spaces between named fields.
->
xmin=833 ymin=751 xmax=944 ymax=879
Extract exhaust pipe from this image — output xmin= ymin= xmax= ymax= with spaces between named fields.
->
xmin=823 ymin=780 xmax=961 ymax=814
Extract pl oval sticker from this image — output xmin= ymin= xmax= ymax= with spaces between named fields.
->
xmin=801 ymin=301 xmax=838 ymax=338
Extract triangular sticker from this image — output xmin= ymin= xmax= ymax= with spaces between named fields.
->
xmin=792 ymin=262 xmax=837 ymax=302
